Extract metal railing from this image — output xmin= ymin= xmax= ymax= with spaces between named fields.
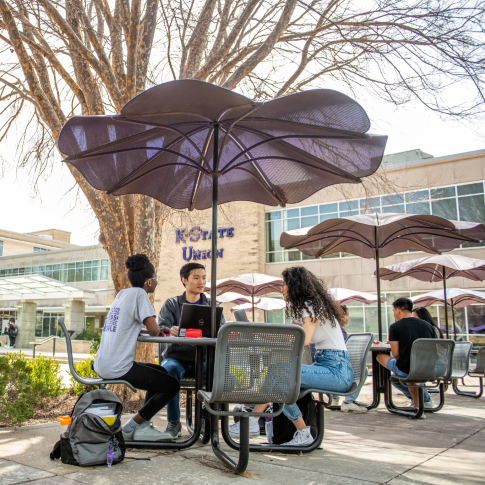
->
xmin=31 ymin=336 xmax=58 ymax=358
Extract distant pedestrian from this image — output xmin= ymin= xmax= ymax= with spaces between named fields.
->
xmin=8 ymin=320 xmax=18 ymax=348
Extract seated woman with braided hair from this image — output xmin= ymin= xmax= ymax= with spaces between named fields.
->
xmin=229 ymin=266 xmax=353 ymax=446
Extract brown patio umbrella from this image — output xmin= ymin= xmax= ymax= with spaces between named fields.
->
xmin=377 ymin=254 xmax=485 ymax=338
xmin=59 ymin=80 xmax=387 ymax=336
xmin=280 ymin=213 xmax=485 ymax=340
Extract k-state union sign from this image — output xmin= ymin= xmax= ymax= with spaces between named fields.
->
xmin=175 ymin=226 xmax=234 ymax=261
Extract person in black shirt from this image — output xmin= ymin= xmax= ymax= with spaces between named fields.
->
xmin=376 ymin=297 xmax=436 ymax=410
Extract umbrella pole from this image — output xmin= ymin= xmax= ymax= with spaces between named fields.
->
xmin=252 ymin=294 xmax=255 ymax=322
xmin=451 ymin=304 xmax=457 ymax=341
xmin=210 ymin=124 xmax=219 ymax=339
xmin=375 ymin=227 xmax=383 ymax=342
xmin=442 ymin=266 xmax=450 ymax=339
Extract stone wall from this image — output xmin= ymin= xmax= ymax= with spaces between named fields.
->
xmin=155 ymin=201 xmax=266 ymax=322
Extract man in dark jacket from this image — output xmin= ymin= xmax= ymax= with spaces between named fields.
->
xmin=158 ymin=262 xmax=226 ymax=439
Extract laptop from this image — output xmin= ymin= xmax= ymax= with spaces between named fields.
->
xmin=233 ymin=309 xmax=250 ymax=322
xmin=179 ymin=304 xmax=223 ymax=338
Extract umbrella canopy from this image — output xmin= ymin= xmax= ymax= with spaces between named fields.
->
xmin=203 ymin=292 xmax=258 ymax=305
xmin=377 ymin=254 xmax=485 ymax=282
xmin=58 ymin=80 xmax=388 ymax=336
xmin=231 ymin=297 xmax=287 ymax=313
xmin=281 ymin=212 xmax=485 ymax=340
xmin=328 ymin=287 xmax=385 ymax=305
xmin=378 ymin=253 xmax=485 ymax=338
xmin=411 ymin=288 xmax=485 ymax=308
xmin=411 ymin=288 xmax=485 ymax=338
xmin=59 ymin=80 xmax=387 ymax=210
xmin=280 ymin=213 xmax=485 ymax=259
xmin=205 ymin=273 xmax=284 ymax=297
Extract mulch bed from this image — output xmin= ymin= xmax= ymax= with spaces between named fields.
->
xmin=1 ymin=391 xmax=188 ymax=428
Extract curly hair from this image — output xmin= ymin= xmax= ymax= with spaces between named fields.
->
xmin=282 ymin=266 xmax=343 ymax=327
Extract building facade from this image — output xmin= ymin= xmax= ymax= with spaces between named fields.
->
xmin=2 ymin=148 xmax=485 ymax=347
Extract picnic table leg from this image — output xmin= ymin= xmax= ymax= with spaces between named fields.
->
xmin=366 ymin=351 xmax=383 ymax=410
xmin=384 ymin=376 xmax=425 ymax=419
xmin=199 ymin=345 xmax=215 ymax=445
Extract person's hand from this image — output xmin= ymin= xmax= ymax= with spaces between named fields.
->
xmin=170 ymin=326 xmax=179 ymax=337
xmin=160 ymin=326 xmax=170 ymax=335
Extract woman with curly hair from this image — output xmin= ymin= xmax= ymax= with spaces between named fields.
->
xmin=229 ymin=266 xmax=354 ymax=446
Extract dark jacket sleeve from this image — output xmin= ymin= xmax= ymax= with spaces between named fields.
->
xmin=158 ymin=298 xmax=177 ymax=330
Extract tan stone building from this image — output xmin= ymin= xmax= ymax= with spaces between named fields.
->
xmin=2 ymin=148 xmax=485 ymax=347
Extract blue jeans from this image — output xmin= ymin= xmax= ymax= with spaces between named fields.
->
xmin=386 ymin=358 xmax=431 ymax=403
xmin=284 ymin=349 xmax=354 ymax=421
xmin=161 ymin=358 xmax=206 ymax=423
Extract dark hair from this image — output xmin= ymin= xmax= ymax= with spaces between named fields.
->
xmin=180 ymin=262 xmax=205 ymax=287
xmin=413 ymin=307 xmax=444 ymax=338
xmin=341 ymin=304 xmax=348 ymax=315
xmin=282 ymin=266 xmax=343 ymax=326
xmin=392 ymin=297 xmax=413 ymax=313
xmin=125 ymin=254 xmax=155 ymax=288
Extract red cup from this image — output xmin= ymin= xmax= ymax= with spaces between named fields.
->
xmin=185 ymin=329 xmax=202 ymax=338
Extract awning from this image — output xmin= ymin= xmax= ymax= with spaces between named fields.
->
xmin=0 ymin=275 xmax=95 ymax=301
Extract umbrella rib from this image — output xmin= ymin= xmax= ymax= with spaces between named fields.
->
xmin=226 ymin=156 xmax=363 ymax=181
xmin=234 ymin=167 xmax=287 ymax=206
xmin=223 ymin=129 xmax=364 ymax=182
xmin=219 ymin=126 xmax=287 ymax=206
xmin=115 ymin=111 xmax=215 ymax=122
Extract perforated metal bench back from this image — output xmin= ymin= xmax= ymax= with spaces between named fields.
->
xmin=345 ymin=333 xmax=374 ymax=387
xmin=407 ymin=339 xmax=455 ymax=382
xmin=211 ymin=323 xmax=305 ymax=405
xmin=451 ymin=341 xmax=473 ymax=379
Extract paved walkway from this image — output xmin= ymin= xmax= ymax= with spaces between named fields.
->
xmin=1 ymin=381 xmax=484 ymax=484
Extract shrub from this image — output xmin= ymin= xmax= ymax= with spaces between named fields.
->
xmin=0 ymin=353 xmax=40 ymax=427
xmin=28 ymin=356 xmax=63 ymax=397
xmin=74 ymin=328 xmax=98 ymax=341
xmin=70 ymin=357 xmax=98 ymax=395
xmin=90 ymin=332 xmax=101 ymax=353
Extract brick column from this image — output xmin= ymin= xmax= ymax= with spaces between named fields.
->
xmin=15 ymin=300 xmax=37 ymax=348
xmin=63 ymin=299 xmax=86 ymax=338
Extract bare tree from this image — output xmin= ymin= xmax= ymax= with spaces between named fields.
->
xmin=0 ymin=0 xmax=484 ymax=395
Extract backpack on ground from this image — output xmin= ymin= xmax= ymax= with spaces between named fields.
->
xmin=267 ymin=393 xmax=318 ymax=444
xmin=50 ymin=389 xmax=125 ymax=467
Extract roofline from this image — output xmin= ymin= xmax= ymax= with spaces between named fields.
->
xmin=0 ymin=244 xmax=106 ymax=261
xmin=28 ymin=228 xmax=72 ymax=234
xmin=380 ymin=148 xmax=485 ymax=172
xmin=0 ymin=228 xmax=78 ymax=248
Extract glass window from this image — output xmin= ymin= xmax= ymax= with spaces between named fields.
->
xmin=458 ymin=194 xmax=485 ymax=223
xmin=301 ymin=206 xmax=318 ymax=216
xmin=265 ymin=221 xmax=283 ymax=252
xmin=405 ymin=190 xmax=429 ymax=202
xmin=100 ymin=266 xmax=109 ymax=280
xmin=266 ymin=252 xmax=283 ymax=263
xmin=382 ymin=205 xmax=404 ymax=213
xmin=431 ymin=186 xmax=456 ymax=199
xmin=83 ymin=267 xmax=92 ymax=281
xmin=285 ymin=218 xmax=300 ymax=231
xmin=302 ymin=252 xmax=316 ymax=261
xmin=339 ymin=200 xmax=359 ymax=212
xmin=0 ymin=240 xmax=3 ymax=257
xmin=60 ymin=270 xmax=68 ymax=283
xmin=457 ymin=182 xmax=483 ymax=196
xmin=360 ymin=197 xmax=380 ymax=212
xmin=68 ymin=269 xmax=75 ymax=282
xmin=406 ymin=202 xmax=430 ymax=215
xmin=75 ymin=267 xmax=83 ymax=282
xmin=381 ymin=194 xmax=403 ymax=206
xmin=265 ymin=211 xmax=281 ymax=221
xmin=76 ymin=262 xmax=83 ymax=269
xmin=320 ymin=213 xmax=338 ymax=223
xmin=285 ymin=208 xmax=299 ymax=218
xmin=84 ymin=260 xmax=92 ymax=268
xmin=92 ymin=260 xmax=101 ymax=267
xmin=301 ymin=215 xmax=319 ymax=228
xmin=320 ymin=203 xmax=338 ymax=214
xmin=346 ymin=307 xmax=365 ymax=333
xmin=101 ymin=259 xmax=109 ymax=267
xmin=432 ymin=198 xmax=457 ymax=219
xmin=284 ymin=250 xmax=301 ymax=262
xmin=466 ymin=305 xmax=485 ymax=331
xmin=92 ymin=266 xmax=100 ymax=281
xmin=266 ymin=308 xmax=285 ymax=324
xmin=68 ymin=262 xmax=75 ymax=269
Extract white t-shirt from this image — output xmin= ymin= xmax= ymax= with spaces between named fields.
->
xmin=94 ymin=287 xmax=155 ymax=378
xmin=293 ymin=305 xmax=347 ymax=351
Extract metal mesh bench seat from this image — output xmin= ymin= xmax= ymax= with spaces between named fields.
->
xmin=58 ymin=317 xmax=136 ymax=393
xmin=388 ymin=338 xmax=454 ymax=419
xmin=197 ymin=322 xmax=305 ymax=475
xmin=453 ymin=344 xmax=484 ymax=398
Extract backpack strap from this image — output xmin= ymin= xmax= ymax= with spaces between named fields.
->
xmin=50 ymin=440 xmax=62 ymax=460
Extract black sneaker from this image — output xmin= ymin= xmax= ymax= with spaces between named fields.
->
xmin=164 ymin=421 xmax=182 ymax=439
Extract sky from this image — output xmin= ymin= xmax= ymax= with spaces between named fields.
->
xmin=0 ymin=96 xmax=483 ymax=247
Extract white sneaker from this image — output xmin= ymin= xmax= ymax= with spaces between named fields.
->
xmin=282 ymin=427 xmax=314 ymax=446
xmin=229 ymin=416 xmax=260 ymax=439
xmin=331 ymin=397 xmax=340 ymax=406
xmin=132 ymin=422 xmax=173 ymax=441
xmin=340 ymin=402 xmax=368 ymax=413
